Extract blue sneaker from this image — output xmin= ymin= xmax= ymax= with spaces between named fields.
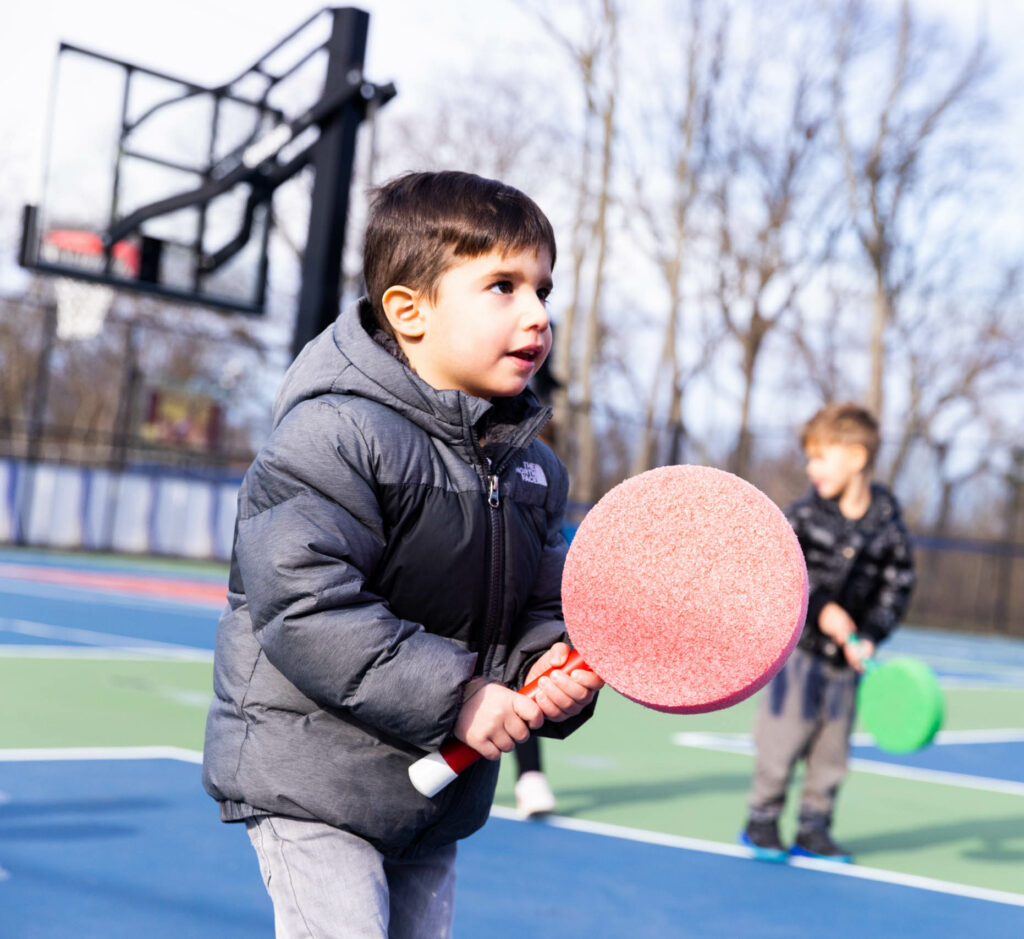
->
xmin=739 ymin=819 xmax=789 ymax=863
xmin=790 ymin=829 xmax=853 ymax=863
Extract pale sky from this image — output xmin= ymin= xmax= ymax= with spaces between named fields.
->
xmin=5 ymin=0 xmax=1021 ymax=149
xmin=2 ymin=0 xmax=1021 ymax=294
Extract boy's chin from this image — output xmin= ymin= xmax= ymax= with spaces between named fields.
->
xmin=487 ymin=380 xmax=533 ymax=400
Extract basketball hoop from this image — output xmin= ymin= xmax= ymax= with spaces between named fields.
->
xmin=40 ymin=230 xmax=140 ymax=341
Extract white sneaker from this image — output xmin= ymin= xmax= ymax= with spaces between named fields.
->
xmin=514 ymin=771 xmax=556 ymax=818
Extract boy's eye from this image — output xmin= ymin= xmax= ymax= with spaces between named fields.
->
xmin=489 ymin=280 xmax=514 ymax=295
xmin=537 ymin=287 xmax=551 ymax=303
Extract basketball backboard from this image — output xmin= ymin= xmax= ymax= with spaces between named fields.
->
xmin=19 ymin=7 xmax=394 ymax=324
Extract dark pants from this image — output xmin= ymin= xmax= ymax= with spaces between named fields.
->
xmin=748 ymin=646 xmax=859 ymax=829
xmin=514 ymin=736 xmax=542 ymax=776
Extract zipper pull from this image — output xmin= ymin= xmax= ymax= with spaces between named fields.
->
xmin=488 ymin=474 xmax=500 ymax=508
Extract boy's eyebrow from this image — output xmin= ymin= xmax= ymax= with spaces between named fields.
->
xmin=485 ymin=267 xmax=554 ymax=290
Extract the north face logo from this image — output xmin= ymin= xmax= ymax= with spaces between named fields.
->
xmin=516 ymin=462 xmax=547 ymax=486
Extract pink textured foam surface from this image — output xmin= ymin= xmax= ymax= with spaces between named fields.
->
xmin=561 ymin=465 xmax=807 ymax=714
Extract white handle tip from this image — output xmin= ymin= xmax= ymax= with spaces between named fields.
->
xmin=408 ymin=751 xmax=459 ymax=797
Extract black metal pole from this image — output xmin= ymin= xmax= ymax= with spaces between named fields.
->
xmin=15 ymin=301 xmax=58 ymax=545
xmin=291 ymin=7 xmax=369 ymax=361
xmin=101 ymin=321 xmax=140 ymax=550
xmin=994 ymin=447 xmax=1023 ymax=632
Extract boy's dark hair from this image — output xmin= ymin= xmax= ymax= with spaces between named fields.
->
xmin=801 ymin=402 xmax=881 ymax=467
xmin=363 ymin=171 xmax=557 ymax=334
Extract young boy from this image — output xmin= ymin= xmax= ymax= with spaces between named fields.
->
xmin=740 ymin=402 xmax=915 ymax=863
xmin=202 ymin=170 xmax=602 ymax=936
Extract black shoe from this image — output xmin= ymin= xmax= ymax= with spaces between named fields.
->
xmin=791 ymin=828 xmax=853 ymax=863
xmin=739 ymin=819 xmax=788 ymax=862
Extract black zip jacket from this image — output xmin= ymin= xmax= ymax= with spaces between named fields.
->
xmin=786 ymin=483 xmax=916 ymax=667
xmin=202 ymin=299 xmax=593 ymax=857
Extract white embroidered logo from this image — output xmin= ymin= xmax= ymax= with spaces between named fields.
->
xmin=516 ymin=462 xmax=547 ymax=486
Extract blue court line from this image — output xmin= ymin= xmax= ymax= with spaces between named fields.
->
xmin=0 ymin=584 xmax=219 ymax=650
xmin=2 ymin=754 xmax=1022 ymax=939
xmin=0 ymin=618 xmax=214 ymax=661
xmin=849 ymin=740 xmax=1024 ymax=786
xmin=673 ymin=731 xmax=1024 ymax=792
xmin=888 ymin=627 xmax=1024 ymax=675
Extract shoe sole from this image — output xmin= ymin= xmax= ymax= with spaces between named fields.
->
xmin=789 ymin=844 xmax=853 ymax=864
xmin=737 ymin=832 xmax=788 ymax=863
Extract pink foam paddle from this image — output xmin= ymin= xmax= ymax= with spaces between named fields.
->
xmin=409 ymin=465 xmax=807 ymax=796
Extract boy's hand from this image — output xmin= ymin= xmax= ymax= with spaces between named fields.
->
xmin=843 ymin=635 xmax=874 ymax=672
xmin=522 ymin=642 xmax=604 ymax=723
xmin=818 ymin=602 xmax=857 ymax=646
xmin=453 ymin=681 xmax=543 ymax=761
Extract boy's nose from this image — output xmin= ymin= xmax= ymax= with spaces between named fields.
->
xmin=520 ymin=293 xmax=550 ymax=330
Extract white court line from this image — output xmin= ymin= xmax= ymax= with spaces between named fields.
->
xmin=0 ymin=746 xmax=203 ymax=764
xmin=0 ymin=618 xmax=212 ymax=661
xmin=914 ymin=728 xmax=1024 ymax=745
xmin=0 ymin=645 xmax=213 ymax=662
xmin=1 ymin=746 xmax=1021 ymax=910
xmin=489 ymin=806 xmax=1024 ymax=909
xmin=672 ymin=731 xmax=1024 ymax=797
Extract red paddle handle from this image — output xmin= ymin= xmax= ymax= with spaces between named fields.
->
xmin=408 ymin=649 xmax=590 ymax=796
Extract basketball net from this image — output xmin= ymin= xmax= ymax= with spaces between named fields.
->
xmin=52 ymin=278 xmax=115 ymax=341
xmin=40 ymin=230 xmax=139 ymax=341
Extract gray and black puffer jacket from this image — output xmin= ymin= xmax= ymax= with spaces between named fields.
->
xmin=787 ymin=483 xmax=916 ymax=668
xmin=202 ymin=299 xmax=591 ymax=858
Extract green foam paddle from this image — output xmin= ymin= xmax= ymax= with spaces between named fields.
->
xmin=848 ymin=636 xmax=944 ymax=754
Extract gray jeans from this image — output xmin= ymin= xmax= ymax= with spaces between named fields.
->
xmin=246 ymin=815 xmax=457 ymax=938
xmin=748 ymin=645 xmax=859 ymax=827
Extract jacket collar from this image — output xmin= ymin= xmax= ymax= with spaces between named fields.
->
xmin=810 ymin=482 xmax=898 ymax=530
xmin=273 ymin=299 xmax=550 ymax=463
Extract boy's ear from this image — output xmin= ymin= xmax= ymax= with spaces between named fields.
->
xmin=381 ymin=285 xmax=426 ymax=340
xmin=849 ymin=444 xmax=870 ymax=473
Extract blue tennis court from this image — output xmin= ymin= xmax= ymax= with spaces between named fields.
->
xmin=1 ymin=550 xmax=1023 ymax=936
xmin=3 ymin=756 xmax=1024 ymax=938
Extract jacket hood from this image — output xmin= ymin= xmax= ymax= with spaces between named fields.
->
xmin=806 ymin=481 xmax=902 ymax=530
xmin=273 ymin=299 xmax=549 ymax=452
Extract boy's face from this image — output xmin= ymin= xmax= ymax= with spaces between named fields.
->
xmin=391 ymin=247 xmax=553 ymax=401
xmin=804 ymin=441 xmax=868 ymax=500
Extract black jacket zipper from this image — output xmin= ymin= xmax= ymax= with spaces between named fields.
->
xmin=479 ymin=462 xmax=504 ymax=676
xmin=471 ymin=405 xmax=553 ymax=677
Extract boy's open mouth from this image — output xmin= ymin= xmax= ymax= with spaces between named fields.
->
xmin=509 ymin=347 xmax=542 ymax=361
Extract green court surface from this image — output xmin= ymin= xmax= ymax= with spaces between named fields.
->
xmin=2 ymin=549 xmax=1022 ymax=911
xmin=0 ymin=658 xmax=213 ymax=750
xmin=2 ymin=652 xmax=1022 ymax=898
xmin=494 ymin=687 xmax=1024 ymax=896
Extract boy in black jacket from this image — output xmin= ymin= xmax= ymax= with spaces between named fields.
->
xmin=203 ymin=171 xmax=602 ymax=937
xmin=740 ymin=403 xmax=915 ymax=862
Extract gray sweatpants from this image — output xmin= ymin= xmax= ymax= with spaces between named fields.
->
xmin=246 ymin=815 xmax=457 ymax=938
xmin=748 ymin=645 xmax=860 ymax=828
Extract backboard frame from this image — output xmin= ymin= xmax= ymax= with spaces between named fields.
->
xmin=19 ymin=7 xmax=394 ymax=333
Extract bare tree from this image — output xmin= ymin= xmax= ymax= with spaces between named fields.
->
xmin=711 ymin=56 xmax=839 ymax=479
xmin=830 ymin=0 xmax=992 ymax=416
xmin=887 ymin=262 xmax=1023 ymax=516
xmin=525 ymin=0 xmax=622 ymax=502
xmin=626 ymin=0 xmax=727 ymax=474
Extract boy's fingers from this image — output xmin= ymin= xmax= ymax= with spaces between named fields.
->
xmin=525 ymin=642 xmax=574 ymax=686
xmin=471 ymin=737 xmax=502 ymax=761
xmin=549 ymin=669 xmax=596 ymax=701
xmin=502 ymin=715 xmax=532 ymax=746
xmin=534 ymin=674 xmax=578 ymax=712
xmin=573 ymin=669 xmax=605 ymax=690
xmin=549 ymin=642 xmax=570 ymax=667
xmin=512 ymin=694 xmax=544 ymax=729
